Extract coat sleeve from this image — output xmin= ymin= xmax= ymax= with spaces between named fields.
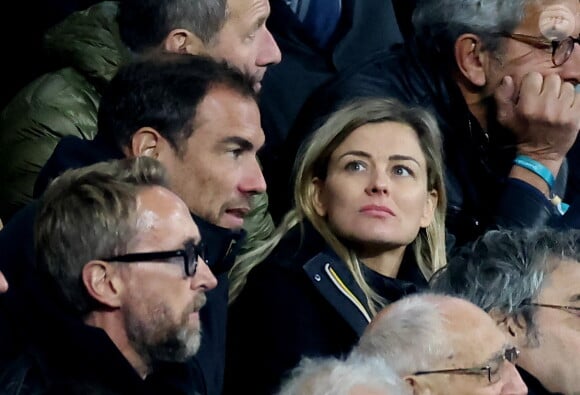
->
xmin=0 ymin=69 xmax=100 ymax=222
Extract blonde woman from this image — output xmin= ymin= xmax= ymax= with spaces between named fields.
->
xmin=224 ymin=98 xmax=447 ymax=395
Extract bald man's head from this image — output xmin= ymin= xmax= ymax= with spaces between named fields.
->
xmin=352 ymin=294 xmax=527 ymax=394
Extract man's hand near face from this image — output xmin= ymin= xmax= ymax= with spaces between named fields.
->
xmin=495 ymin=72 xmax=580 ymax=193
xmin=0 ymin=271 xmax=7 ymax=293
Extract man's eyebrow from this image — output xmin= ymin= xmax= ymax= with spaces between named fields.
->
xmin=220 ymin=136 xmax=254 ymax=151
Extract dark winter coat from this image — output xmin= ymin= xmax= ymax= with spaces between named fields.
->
xmin=224 ymin=221 xmax=425 ymax=395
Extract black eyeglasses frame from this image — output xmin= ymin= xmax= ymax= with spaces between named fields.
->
xmin=100 ymin=240 xmax=206 ymax=277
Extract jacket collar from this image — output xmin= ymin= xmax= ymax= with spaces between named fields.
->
xmin=191 ymin=214 xmax=245 ymax=275
xmin=303 ymin=247 xmax=372 ymax=335
xmin=300 ymin=221 xmax=424 ymax=336
xmin=34 ymin=135 xmax=124 ymax=198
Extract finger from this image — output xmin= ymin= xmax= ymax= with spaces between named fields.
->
xmin=519 ymin=72 xmax=543 ymax=98
xmin=0 ymin=271 xmax=8 ymax=294
xmin=559 ymin=81 xmax=576 ymax=106
xmin=571 ymin=92 xmax=580 ymax=130
xmin=495 ymin=75 xmax=516 ymax=123
xmin=539 ymin=73 xmax=562 ymax=98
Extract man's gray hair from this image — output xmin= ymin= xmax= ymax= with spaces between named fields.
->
xmin=430 ymin=227 xmax=580 ymax=345
xmin=412 ymin=0 xmax=535 ymax=66
xmin=350 ymin=293 xmax=452 ymax=376
xmin=276 ymin=355 xmax=411 ymax=395
xmin=118 ymin=0 xmax=228 ymax=52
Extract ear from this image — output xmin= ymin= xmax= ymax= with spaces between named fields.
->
xmin=311 ymin=177 xmax=327 ymax=217
xmin=454 ymin=34 xmax=487 ymax=87
xmin=82 ymin=260 xmax=124 ymax=309
xmin=404 ymin=375 xmax=433 ymax=395
xmin=163 ymin=29 xmax=207 ymax=54
xmin=493 ymin=311 xmax=527 ymax=345
xmin=127 ymin=127 xmax=164 ymax=159
xmin=420 ymin=189 xmax=438 ymax=228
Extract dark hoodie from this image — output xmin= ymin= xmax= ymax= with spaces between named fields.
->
xmin=0 ymin=135 xmax=245 ymax=395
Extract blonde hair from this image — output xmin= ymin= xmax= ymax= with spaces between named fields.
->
xmin=230 ymin=98 xmax=447 ymax=312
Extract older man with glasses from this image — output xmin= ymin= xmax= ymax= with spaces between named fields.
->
xmin=350 ymin=293 xmax=527 ymax=395
xmin=431 ymin=227 xmax=580 ymax=395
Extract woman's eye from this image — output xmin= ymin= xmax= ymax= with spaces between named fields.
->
xmin=345 ymin=161 xmax=367 ymax=172
xmin=393 ymin=165 xmax=413 ymax=177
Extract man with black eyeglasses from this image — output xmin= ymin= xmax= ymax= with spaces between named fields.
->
xmin=0 ymin=157 xmax=217 ymax=394
xmin=281 ymin=0 xmax=580 ymax=246
xmin=350 ymin=293 xmax=527 ymax=394
xmin=431 ymin=227 xmax=580 ymax=394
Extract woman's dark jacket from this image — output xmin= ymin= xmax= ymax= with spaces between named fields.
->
xmin=224 ymin=221 xmax=425 ymax=395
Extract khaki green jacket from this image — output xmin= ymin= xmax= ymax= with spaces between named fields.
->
xmin=0 ymin=1 xmax=125 ymax=220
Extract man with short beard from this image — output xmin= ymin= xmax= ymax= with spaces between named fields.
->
xmin=0 ymin=157 xmax=217 ymax=394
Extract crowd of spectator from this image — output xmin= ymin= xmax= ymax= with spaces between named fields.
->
xmin=0 ymin=0 xmax=579 ymax=394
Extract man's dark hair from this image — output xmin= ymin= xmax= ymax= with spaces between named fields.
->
xmin=97 ymin=53 xmax=257 ymax=155
xmin=118 ymin=0 xmax=228 ymax=52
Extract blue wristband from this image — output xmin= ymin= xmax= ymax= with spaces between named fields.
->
xmin=513 ymin=155 xmax=555 ymax=189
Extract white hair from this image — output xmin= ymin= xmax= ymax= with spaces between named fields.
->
xmin=276 ymin=355 xmax=411 ymax=395
xmin=350 ymin=293 xmax=452 ymax=376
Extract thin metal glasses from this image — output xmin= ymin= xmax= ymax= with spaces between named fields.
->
xmin=528 ymin=302 xmax=580 ymax=317
xmin=101 ymin=240 xmax=206 ymax=277
xmin=502 ymin=32 xmax=579 ymax=67
xmin=414 ymin=347 xmax=520 ymax=384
